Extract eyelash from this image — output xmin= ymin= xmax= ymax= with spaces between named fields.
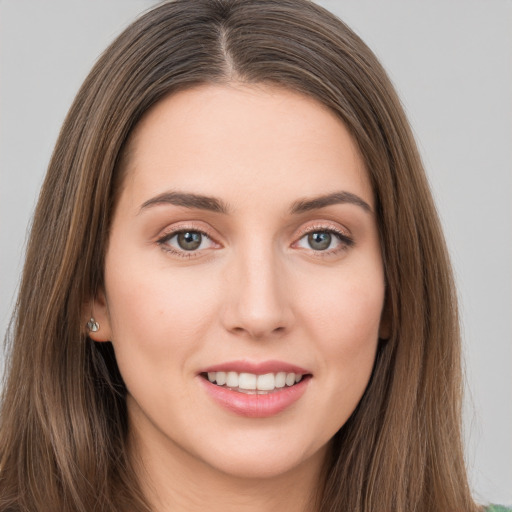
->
xmin=156 ymin=224 xmax=354 ymax=259
xmin=294 ymin=225 xmax=354 ymax=255
xmin=157 ymin=227 xmax=217 ymax=259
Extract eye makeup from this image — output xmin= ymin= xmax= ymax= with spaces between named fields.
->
xmin=155 ymin=218 xmax=355 ymax=261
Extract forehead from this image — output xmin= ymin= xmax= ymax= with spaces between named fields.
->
xmin=119 ymin=83 xmax=373 ymax=212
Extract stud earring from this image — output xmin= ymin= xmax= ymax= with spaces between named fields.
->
xmin=86 ymin=318 xmax=100 ymax=333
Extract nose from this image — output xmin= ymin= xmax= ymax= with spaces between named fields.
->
xmin=221 ymin=244 xmax=293 ymax=340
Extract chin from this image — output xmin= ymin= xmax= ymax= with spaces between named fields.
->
xmin=189 ymin=432 xmax=330 ymax=482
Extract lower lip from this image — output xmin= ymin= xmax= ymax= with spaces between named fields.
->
xmin=199 ymin=376 xmax=310 ymax=418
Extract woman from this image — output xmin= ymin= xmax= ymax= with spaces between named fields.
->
xmin=0 ymin=0 xmax=506 ymax=511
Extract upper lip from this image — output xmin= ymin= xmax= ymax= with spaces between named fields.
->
xmin=200 ymin=360 xmax=310 ymax=375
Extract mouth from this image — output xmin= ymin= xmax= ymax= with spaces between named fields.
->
xmin=199 ymin=361 xmax=312 ymax=417
xmin=201 ymin=371 xmax=309 ymax=395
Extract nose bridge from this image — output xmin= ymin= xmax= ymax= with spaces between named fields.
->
xmin=223 ymin=235 xmax=291 ymax=338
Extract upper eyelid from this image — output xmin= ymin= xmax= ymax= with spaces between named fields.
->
xmin=292 ymin=222 xmax=355 ymax=251
xmin=294 ymin=220 xmax=352 ymax=238
xmin=157 ymin=231 xmax=220 ymax=254
xmin=156 ymin=228 xmax=219 ymax=259
xmin=156 ymin=221 xmax=218 ymax=240
xmin=154 ymin=219 xmax=353 ymax=246
xmin=155 ymin=223 xmax=220 ymax=256
xmin=158 ymin=227 xmax=211 ymax=240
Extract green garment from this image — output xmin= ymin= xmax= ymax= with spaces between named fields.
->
xmin=487 ymin=506 xmax=512 ymax=512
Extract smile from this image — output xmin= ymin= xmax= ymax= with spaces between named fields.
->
xmin=199 ymin=361 xmax=312 ymax=417
xmin=204 ymin=371 xmax=304 ymax=394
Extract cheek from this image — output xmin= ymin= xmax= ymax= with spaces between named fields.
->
xmin=103 ymin=254 xmax=223 ymax=384
xmin=304 ymin=268 xmax=385 ymax=346
xmin=102 ymin=261 xmax=222 ymax=422
xmin=315 ymin=292 xmax=381 ymax=382
xmin=298 ymin=262 xmax=384 ymax=395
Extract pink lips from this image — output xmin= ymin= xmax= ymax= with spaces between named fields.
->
xmin=198 ymin=360 xmax=311 ymax=418
xmin=202 ymin=360 xmax=309 ymax=375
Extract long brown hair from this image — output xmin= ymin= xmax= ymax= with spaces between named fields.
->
xmin=0 ymin=1 xmax=480 ymax=510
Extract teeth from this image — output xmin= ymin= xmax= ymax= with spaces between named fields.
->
xmin=275 ymin=372 xmax=286 ymax=388
xmin=206 ymin=371 xmax=305 ymax=392
xmin=285 ymin=373 xmax=296 ymax=386
xmin=226 ymin=371 xmax=238 ymax=388
xmin=239 ymin=372 xmax=257 ymax=390
xmin=257 ymin=373 xmax=275 ymax=391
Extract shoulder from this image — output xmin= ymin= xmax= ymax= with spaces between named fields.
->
xmin=486 ymin=506 xmax=512 ymax=512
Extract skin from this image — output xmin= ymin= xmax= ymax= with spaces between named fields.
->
xmin=90 ymin=83 xmax=388 ymax=511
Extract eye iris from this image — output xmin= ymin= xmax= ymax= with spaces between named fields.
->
xmin=177 ymin=231 xmax=202 ymax=251
xmin=308 ymin=232 xmax=331 ymax=250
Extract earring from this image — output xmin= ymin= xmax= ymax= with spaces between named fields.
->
xmin=86 ymin=318 xmax=100 ymax=333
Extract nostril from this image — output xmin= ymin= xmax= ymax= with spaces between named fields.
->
xmin=230 ymin=325 xmax=288 ymax=339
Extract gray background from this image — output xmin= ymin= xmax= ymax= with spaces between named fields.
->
xmin=1 ymin=0 xmax=510 ymax=505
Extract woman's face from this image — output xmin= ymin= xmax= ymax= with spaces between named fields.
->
xmin=92 ymin=84 xmax=387 ymax=480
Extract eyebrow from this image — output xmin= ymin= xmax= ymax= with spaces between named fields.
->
xmin=290 ymin=191 xmax=372 ymax=214
xmin=140 ymin=191 xmax=229 ymax=214
xmin=139 ymin=190 xmax=372 ymax=216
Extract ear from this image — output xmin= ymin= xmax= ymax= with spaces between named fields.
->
xmin=84 ymin=289 xmax=113 ymax=342
xmin=378 ymin=295 xmax=392 ymax=341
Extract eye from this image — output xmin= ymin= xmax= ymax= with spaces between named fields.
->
xmin=295 ymin=228 xmax=353 ymax=252
xmin=158 ymin=229 xmax=216 ymax=255
xmin=304 ymin=232 xmax=333 ymax=251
